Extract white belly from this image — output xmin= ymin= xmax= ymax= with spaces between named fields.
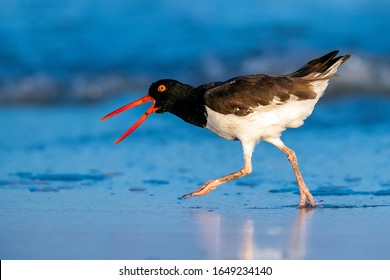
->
xmin=205 ymin=97 xmax=320 ymax=143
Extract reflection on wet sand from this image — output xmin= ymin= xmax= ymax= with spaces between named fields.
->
xmin=193 ymin=209 xmax=314 ymax=259
xmin=286 ymin=209 xmax=314 ymax=259
xmin=192 ymin=211 xmax=221 ymax=259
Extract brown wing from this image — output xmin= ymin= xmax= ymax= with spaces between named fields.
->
xmin=204 ymin=75 xmax=316 ymax=116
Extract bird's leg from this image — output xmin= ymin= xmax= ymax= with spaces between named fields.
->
xmin=267 ymin=138 xmax=315 ymax=207
xmin=182 ymin=143 xmax=253 ymax=199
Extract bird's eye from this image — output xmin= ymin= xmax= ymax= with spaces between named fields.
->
xmin=157 ymin=84 xmax=167 ymax=92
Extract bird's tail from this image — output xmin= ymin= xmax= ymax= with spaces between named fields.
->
xmin=289 ymin=50 xmax=350 ymax=98
xmin=289 ymin=50 xmax=350 ymax=80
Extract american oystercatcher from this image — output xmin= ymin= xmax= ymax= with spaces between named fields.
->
xmin=101 ymin=50 xmax=349 ymax=207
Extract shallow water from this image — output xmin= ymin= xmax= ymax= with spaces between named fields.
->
xmin=1 ymin=96 xmax=389 ymax=259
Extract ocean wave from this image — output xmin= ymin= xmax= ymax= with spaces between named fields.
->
xmin=0 ymin=53 xmax=389 ymax=105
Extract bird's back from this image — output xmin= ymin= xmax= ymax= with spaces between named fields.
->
xmin=203 ymin=51 xmax=350 ymax=143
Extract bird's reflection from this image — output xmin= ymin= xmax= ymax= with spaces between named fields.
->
xmin=193 ymin=210 xmax=221 ymax=259
xmin=286 ymin=208 xmax=314 ymax=259
xmin=192 ymin=208 xmax=314 ymax=259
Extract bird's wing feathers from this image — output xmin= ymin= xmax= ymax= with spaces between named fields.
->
xmin=204 ymin=75 xmax=316 ymax=116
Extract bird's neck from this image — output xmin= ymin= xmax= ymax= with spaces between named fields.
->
xmin=168 ymin=86 xmax=207 ymax=128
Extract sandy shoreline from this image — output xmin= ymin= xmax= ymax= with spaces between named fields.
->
xmin=1 ymin=96 xmax=389 ymax=259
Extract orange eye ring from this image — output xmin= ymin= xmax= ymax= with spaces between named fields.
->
xmin=157 ymin=84 xmax=167 ymax=92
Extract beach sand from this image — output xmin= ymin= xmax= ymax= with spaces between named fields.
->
xmin=1 ymin=96 xmax=389 ymax=259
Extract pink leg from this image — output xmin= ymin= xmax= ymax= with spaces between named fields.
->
xmin=267 ymin=139 xmax=316 ymax=207
xmin=182 ymin=143 xmax=253 ymax=198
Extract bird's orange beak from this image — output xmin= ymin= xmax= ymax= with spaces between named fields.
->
xmin=100 ymin=94 xmax=157 ymax=144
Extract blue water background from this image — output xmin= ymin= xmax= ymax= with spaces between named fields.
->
xmin=0 ymin=0 xmax=389 ymax=103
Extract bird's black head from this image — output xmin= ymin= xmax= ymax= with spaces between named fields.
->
xmin=148 ymin=79 xmax=193 ymax=113
xmin=101 ymin=78 xmax=196 ymax=144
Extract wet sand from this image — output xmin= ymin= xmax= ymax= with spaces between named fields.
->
xmin=1 ymin=96 xmax=389 ymax=259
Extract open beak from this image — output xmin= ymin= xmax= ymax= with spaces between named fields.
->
xmin=100 ymin=94 xmax=156 ymax=144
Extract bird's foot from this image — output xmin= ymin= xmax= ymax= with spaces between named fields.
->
xmin=182 ymin=180 xmax=219 ymax=199
xmin=297 ymin=191 xmax=316 ymax=208
xmin=297 ymin=201 xmax=317 ymax=209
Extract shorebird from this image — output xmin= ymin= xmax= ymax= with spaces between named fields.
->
xmin=101 ymin=50 xmax=349 ymax=207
